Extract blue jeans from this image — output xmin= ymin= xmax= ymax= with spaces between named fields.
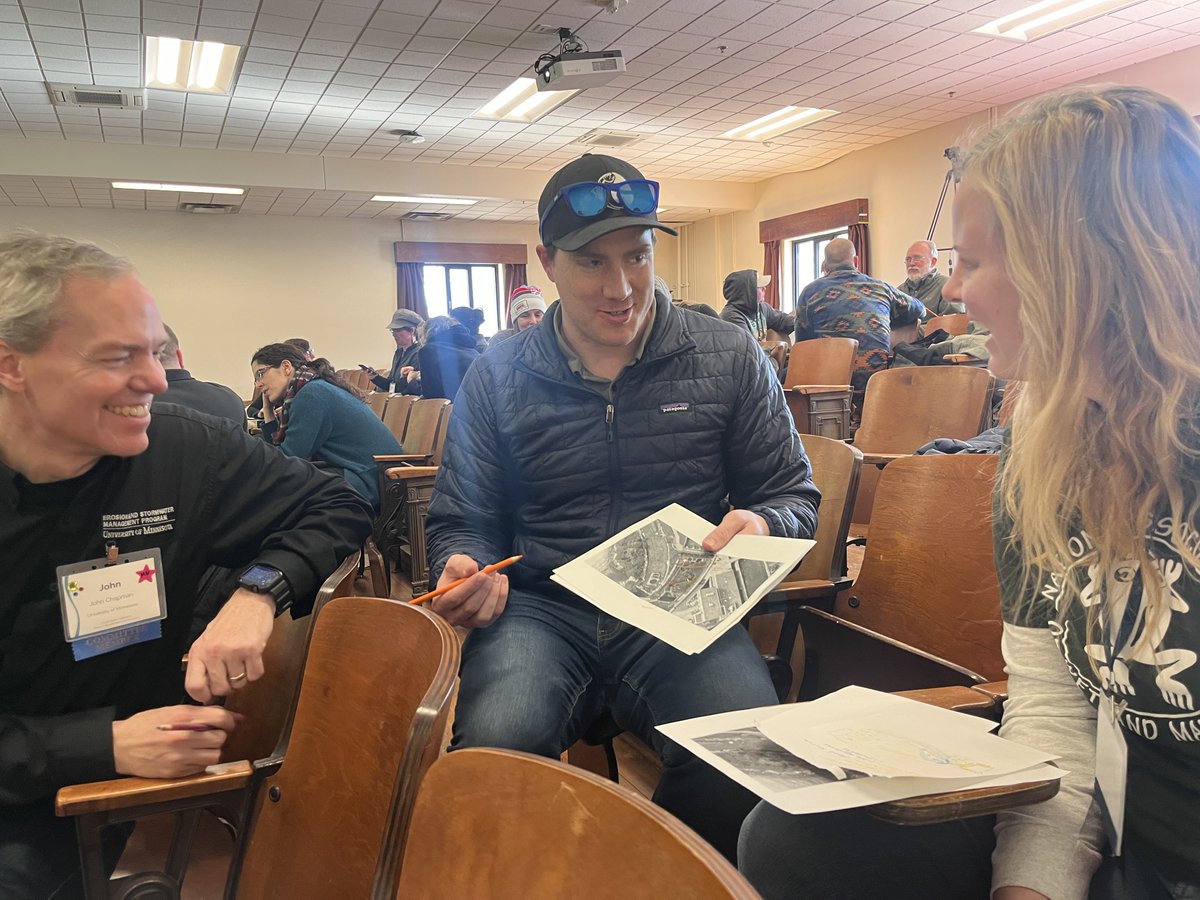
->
xmin=450 ymin=586 xmax=779 ymax=860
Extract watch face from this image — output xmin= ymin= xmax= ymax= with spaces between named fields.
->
xmin=241 ymin=564 xmax=282 ymax=589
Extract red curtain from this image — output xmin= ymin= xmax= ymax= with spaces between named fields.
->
xmin=848 ymin=223 xmax=871 ymax=277
xmin=761 ymin=240 xmax=781 ymax=309
xmin=504 ymin=263 xmax=528 ymax=304
xmin=396 ymin=262 xmax=427 ymax=319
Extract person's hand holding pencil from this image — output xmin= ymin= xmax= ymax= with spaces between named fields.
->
xmin=112 ymin=705 xmax=240 ymax=779
xmin=421 ymin=553 xmax=518 ymax=628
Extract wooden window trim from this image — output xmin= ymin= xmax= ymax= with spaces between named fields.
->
xmin=759 ymin=199 xmax=869 ymax=244
xmin=393 ymin=242 xmax=527 ymax=265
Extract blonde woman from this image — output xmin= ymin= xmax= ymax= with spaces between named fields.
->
xmin=739 ymin=85 xmax=1200 ymax=899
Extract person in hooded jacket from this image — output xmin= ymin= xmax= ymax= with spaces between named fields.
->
xmin=720 ymin=269 xmax=795 ymax=376
xmin=719 ymin=269 xmax=795 ymax=339
xmin=449 ymin=306 xmax=489 ymax=353
xmin=417 ymin=316 xmax=480 ymax=400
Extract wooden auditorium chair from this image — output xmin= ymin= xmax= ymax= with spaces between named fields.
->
xmin=55 ymin=554 xmax=363 ymax=900
xmin=850 ymin=365 xmax=995 ymax=529
xmin=394 ymin=748 xmax=760 ymax=900
xmin=782 ymin=337 xmax=858 ymax=440
xmin=372 ymin=398 xmax=452 ymax=593
xmin=226 ymin=596 xmax=459 ymax=900
xmin=794 ymin=453 xmax=1004 ymax=701
xmin=379 ymin=393 xmax=416 ymax=443
xmin=747 ymin=434 xmax=862 ymax=701
xmin=920 ymin=312 xmax=971 ymax=337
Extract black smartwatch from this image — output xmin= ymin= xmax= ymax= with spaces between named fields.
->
xmin=238 ymin=564 xmax=293 ymax=617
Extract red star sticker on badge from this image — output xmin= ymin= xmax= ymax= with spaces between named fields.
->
xmin=136 ymin=564 xmax=156 ymax=583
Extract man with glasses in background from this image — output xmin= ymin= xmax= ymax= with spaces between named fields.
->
xmin=366 ymin=308 xmax=423 ymax=394
xmin=898 ymin=240 xmax=962 ymax=317
xmin=424 ymin=153 xmax=820 ymax=860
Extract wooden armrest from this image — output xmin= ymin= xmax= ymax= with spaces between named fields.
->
xmin=859 ymin=452 xmax=908 ymax=467
xmin=868 ymin=777 xmax=1059 ymax=825
xmin=374 ymin=453 xmax=432 ymax=465
xmin=970 ymin=681 xmax=1009 ymax=703
xmin=894 ymin=685 xmax=999 ymax=715
xmin=943 ymin=354 xmax=976 ymax=363
xmin=789 ymin=385 xmax=852 ymax=394
xmin=56 ymin=761 xmax=254 ymax=817
xmin=384 ymin=466 xmax=438 ymax=481
xmin=867 ymin=682 xmax=1055 ymax=825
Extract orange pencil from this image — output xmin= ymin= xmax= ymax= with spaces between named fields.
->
xmin=409 ymin=555 xmax=522 ymax=605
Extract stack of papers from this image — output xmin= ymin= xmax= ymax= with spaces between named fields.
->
xmin=658 ymin=686 xmax=1064 ymax=814
xmin=551 ymin=504 xmax=814 ymax=654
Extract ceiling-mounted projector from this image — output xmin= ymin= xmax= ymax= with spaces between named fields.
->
xmin=535 ymin=50 xmax=625 ymax=91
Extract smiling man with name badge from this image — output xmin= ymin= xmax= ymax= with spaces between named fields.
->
xmin=0 ymin=232 xmax=372 ymax=899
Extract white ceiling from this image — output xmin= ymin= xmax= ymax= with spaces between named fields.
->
xmin=0 ymin=0 xmax=1198 ymax=222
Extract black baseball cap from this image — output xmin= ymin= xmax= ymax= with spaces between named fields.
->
xmin=538 ymin=153 xmax=678 ymax=252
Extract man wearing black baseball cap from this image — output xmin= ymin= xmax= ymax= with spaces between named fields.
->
xmin=423 ymin=153 xmax=820 ymax=859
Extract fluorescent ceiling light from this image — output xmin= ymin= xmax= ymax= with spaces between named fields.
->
xmin=722 ymin=106 xmax=838 ymax=141
xmin=112 ymin=181 xmax=245 ymax=195
xmin=973 ymin=0 xmax=1137 ymax=41
xmin=474 ymin=77 xmax=578 ymax=124
xmin=371 ymin=195 xmax=478 ymax=205
xmin=145 ymin=36 xmax=241 ymax=93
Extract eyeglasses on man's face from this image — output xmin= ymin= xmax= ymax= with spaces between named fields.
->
xmin=904 ymin=255 xmax=930 ymax=264
xmin=391 ymin=327 xmax=415 ymax=335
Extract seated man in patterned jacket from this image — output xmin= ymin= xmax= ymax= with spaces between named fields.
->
xmin=796 ymin=237 xmax=925 ymax=391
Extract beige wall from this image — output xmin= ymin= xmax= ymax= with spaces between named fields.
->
xmin=680 ymin=43 xmax=1200 ymax=313
xmin=0 ymin=206 xmax=540 ymax=394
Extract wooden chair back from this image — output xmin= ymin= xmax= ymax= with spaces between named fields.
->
xmin=790 ymin=435 xmax=861 ymax=585
xmin=854 ymin=366 xmax=996 ymax=453
xmin=924 ymin=313 xmax=970 ymax=337
xmin=339 ymin=368 xmax=373 ymax=392
xmin=228 ymin=597 xmax=459 ymax=900
xmin=220 ymin=554 xmax=360 ymax=763
xmin=784 ymin=337 xmax=859 ymax=388
xmin=401 ymin=398 xmax=450 ymax=459
xmin=394 ymin=748 xmax=760 ymax=900
xmin=430 ymin=403 xmax=452 ymax=466
xmin=381 ymin=394 xmax=416 ymax=443
xmin=833 ymin=454 xmax=1004 ymax=681
xmin=365 ymin=391 xmax=390 ymax=419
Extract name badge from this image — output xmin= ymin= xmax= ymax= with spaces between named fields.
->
xmin=1095 ymin=696 xmax=1128 ymax=856
xmin=57 ymin=550 xmax=168 ymax=661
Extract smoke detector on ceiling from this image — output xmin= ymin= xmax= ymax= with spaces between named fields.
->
xmin=389 ymin=129 xmax=425 ymax=144
xmin=178 ymin=202 xmax=239 ymax=214
xmin=47 ymin=82 xmax=146 ymax=110
xmin=577 ymin=129 xmax=642 ymax=148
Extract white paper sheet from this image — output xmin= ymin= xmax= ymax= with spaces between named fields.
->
xmin=757 ymin=686 xmax=1053 ymax=780
xmin=550 ymin=503 xmax=814 ymax=654
xmin=657 ymin=688 xmax=1065 ymax=815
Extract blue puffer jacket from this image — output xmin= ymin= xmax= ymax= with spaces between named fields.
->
xmin=426 ymin=293 xmax=821 ymax=590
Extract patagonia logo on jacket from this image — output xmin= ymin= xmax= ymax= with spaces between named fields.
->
xmin=660 ymin=402 xmax=689 ymax=413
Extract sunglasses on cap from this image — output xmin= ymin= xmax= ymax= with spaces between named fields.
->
xmin=539 ymin=179 xmax=660 ymax=233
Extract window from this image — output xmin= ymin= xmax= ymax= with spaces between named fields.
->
xmin=784 ymin=228 xmax=849 ymax=313
xmin=421 ymin=264 xmax=504 ymax=334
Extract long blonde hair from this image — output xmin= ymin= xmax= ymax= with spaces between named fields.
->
xmin=964 ymin=86 xmax=1200 ymax=608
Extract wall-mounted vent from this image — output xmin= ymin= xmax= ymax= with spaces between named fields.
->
xmin=178 ymin=202 xmax=239 ymax=214
xmin=47 ymin=82 xmax=147 ymax=110
xmin=404 ymin=211 xmax=452 ymax=221
xmin=578 ymin=129 xmax=641 ymax=148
